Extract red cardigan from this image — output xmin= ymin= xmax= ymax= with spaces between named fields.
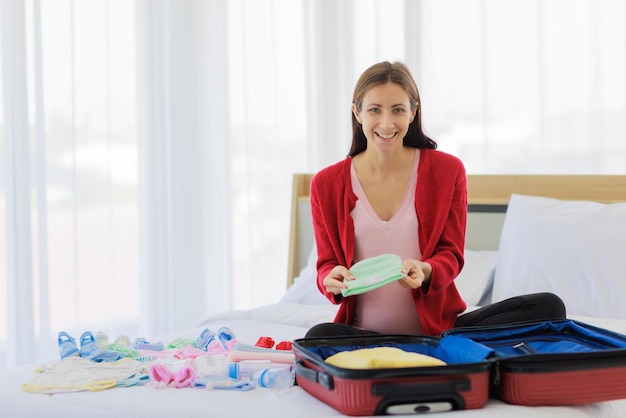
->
xmin=310 ymin=148 xmax=468 ymax=336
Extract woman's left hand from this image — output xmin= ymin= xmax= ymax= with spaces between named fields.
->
xmin=399 ymin=259 xmax=432 ymax=289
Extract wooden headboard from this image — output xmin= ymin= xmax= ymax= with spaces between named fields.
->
xmin=287 ymin=173 xmax=626 ymax=287
xmin=288 ymin=173 xmax=315 ymax=287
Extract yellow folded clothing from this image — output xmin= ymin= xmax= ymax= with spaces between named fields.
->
xmin=325 ymin=347 xmax=446 ymax=369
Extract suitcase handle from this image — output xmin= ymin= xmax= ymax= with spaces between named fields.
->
xmin=294 ymin=359 xmax=334 ymax=390
xmin=373 ymin=379 xmax=470 ymax=414
xmin=295 ymin=359 xmax=470 ymax=413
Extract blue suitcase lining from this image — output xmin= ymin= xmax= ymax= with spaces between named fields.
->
xmin=444 ymin=320 xmax=626 ymax=358
xmin=305 ymin=336 xmax=494 ymax=366
xmin=304 ymin=321 xmax=626 ymax=365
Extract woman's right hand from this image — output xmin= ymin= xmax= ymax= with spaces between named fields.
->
xmin=322 ymin=265 xmax=354 ymax=295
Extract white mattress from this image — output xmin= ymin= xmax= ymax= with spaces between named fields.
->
xmin=2 ymin=303 xmax=626 ymax=418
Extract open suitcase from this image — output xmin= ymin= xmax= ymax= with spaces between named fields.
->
xmin=292 ymin=319 xmax=626 ymax=416
xmin=444 ymin=319 xmax=626 ymax=406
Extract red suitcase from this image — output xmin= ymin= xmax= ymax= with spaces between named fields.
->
xmin=293 ymin=319 xmax=626 ymax=415
xmin=443 ymin=319 xmax=626 ymax=406
xmin=293 ymin=334 xmax=495 ymax=415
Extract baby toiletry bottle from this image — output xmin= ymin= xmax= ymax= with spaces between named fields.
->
xmin=228 ymin=360 xmax=272 ymax=379
xmin=251 ymin=367 xmax=295 ymax=389
xmin=229 ymin=360 xmax=293 ymax=380
xmin=194 ymin=354 xmax=229 ymax=376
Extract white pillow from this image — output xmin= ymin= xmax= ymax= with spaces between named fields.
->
xmin=278 ymin=244 xmax=329 ymax=305
xmin=455 ymin=250 xmax=498 ymax=307
xmin=493 ymin=194 xmax=626 ymax=318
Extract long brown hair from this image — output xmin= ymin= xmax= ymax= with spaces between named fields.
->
xmin=349 ymin=61 xmax=437 ymax=157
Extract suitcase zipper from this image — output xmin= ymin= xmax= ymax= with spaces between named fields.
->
xmin=512 ymin=342 xmax=538 ymax=355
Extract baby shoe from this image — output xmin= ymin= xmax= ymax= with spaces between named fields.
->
xmin=79 ymin=331 xmax=100 ymax=358
xmin=196 ymin=328 xmax=227 ymax=354
xmin=173 ymin=366 xmax=196 ymax=388
xmin=217 ymin=327 xmax=236 ymax=350
xmin=95 ymin=331 xmax=109 ymax=349
xmin=149 ymin=363 xmax=174 ymax=389
xmin=196 ymin=328 xmax=216 ymax=351
xmin=114 ymin=335 xmax=132 ymax=347
xmin=167 ymin=337 xmax=196 ymax=349
xmin=58 ymin=332 xmax=80 ymax=359
xmin=132 ymin=337 xmax=164 ymax=351
xmin=254 ymin=336 xmax=275 ymax=349
xmin=80 ymin=331 xmax=123 ymax=362
xmin=275 ymin=341 xmax=293 ymax=351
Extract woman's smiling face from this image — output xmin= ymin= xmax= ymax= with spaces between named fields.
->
xmin=352 ymin=82 xmax=416 ymax=153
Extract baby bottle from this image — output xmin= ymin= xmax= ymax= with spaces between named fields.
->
xmin=250 ymin=367 xmax=295 ymax=389
xmin=229 ymin=360 xmax=294 ymax=381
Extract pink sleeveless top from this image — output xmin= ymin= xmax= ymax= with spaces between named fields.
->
xmin=350 ymin=150 xmax=423 ymax=334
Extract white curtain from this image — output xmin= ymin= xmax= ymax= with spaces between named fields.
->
xmin=1 ymin=0 xmax=625 ymax=368
xmin=408 ymin=0 xmax=626 ymax=174
xmin=1 ymin=0 xmax=145 ymax=367
xmin=135 ymin=0 xmax=232 ymax=339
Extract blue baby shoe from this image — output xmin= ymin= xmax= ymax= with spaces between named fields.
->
xmin=58 ymin=332 xmax=80 ymax=359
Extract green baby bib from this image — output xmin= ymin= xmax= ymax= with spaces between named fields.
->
xmin=341 ymin=254 xmax=405 ymax=297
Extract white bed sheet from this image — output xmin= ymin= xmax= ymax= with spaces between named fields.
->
xmin=2 ymin=303 xmax=626 ymax=418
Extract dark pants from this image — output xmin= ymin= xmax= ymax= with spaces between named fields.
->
xmin=304 ymin=292 xmax=566 ymax=338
